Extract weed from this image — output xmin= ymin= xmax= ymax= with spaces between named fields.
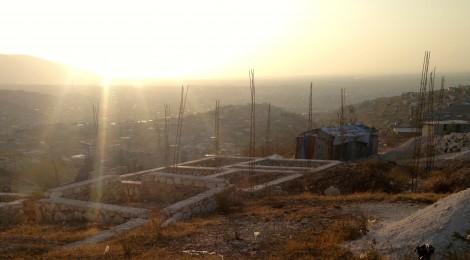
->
xmin=150 ymin=213 xmax=163 ymax=240
xmin=118 ymin=233 xmax=132 ymax=259
xmin=452 ymin=231 xmax=470 ymax=246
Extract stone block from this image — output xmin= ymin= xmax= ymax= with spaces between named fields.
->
xmin=84 ymin=210 xmax=98 ymax=221
xmin=206 ymin=182 xmax=216 ymax=189
xmin=54 ymin=211 xmax=67 ymax=222
xmin=73 ymin=210 xmax=83 ymax=220
xmin=174 ymin=178 xmax=182 ymax=185
xmin=113 ymin=214 xmax=124 ymax=224
xmin=173 ymin=212 xmax=183 ymax=221
xmin=182 ymin=179 xmax=192 ymax=186
xmin=50 ymin=191 xmax=63 ymax=198
xmin=162 ymin=208 xmax=171 ymax=218
xmin=192 ymin=205 xmax=201 ymax=215
xmin=162 ymin=218 xmax=176 ymax=227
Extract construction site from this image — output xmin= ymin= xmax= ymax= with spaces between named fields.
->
xmin=1 ymin=55 xmax=470 ymax=259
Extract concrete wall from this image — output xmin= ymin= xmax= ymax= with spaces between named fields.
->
xmin=141 ymin=172 xmax=228 ymax=203
xmin=46 ymin=176 xmax=141 ymax=203
xmin=0 ymin=193 xmax=30 ymax=226
xmin=178 ymin=156 xmax=252 ymax=167
xmin=155 ymin=166 xmax=220 ymax=176
xmin=253 ymin=158 xmax=329 ymax=168
xmin=161 ymin=186 xmax=235 ymax=226
xmin=36 ymin=198 xmax=149 ymax=225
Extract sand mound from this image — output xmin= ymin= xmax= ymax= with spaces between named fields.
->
xmin=350 ymin=188 xmax=470 ymax=258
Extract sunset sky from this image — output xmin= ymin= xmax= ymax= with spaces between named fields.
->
xmin=1 ymin=0 xmax=469 ymax=80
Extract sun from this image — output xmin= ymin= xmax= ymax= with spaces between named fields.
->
xmin=0 ymin=0 xmax=302 ymax=80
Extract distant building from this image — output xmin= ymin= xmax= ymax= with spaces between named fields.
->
xmin=422 ymin=120 xmax=470 ymax=136
xmin=391 ymin=127 xmax=421 ymax=138
xmin=295 ymin=123 xmax=378 ymax=161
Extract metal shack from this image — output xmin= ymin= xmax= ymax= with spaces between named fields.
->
xmin=295 ymin=123 xmax=378 ymax=161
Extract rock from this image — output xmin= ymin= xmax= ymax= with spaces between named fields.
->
xmin=172 ymin=212 xmax=184 ymax=221
xmin=49 ymin=191 xmax=63 ymax=198
xmin=113 ymin=214 xmax=124 ymax=224
xmin=324 ymin=186 xmax=341 ymax=196
xmin=162 ymin=217 xmax=176 ymax=227
xmin=54 ymin=211 xmax=67 ymax=222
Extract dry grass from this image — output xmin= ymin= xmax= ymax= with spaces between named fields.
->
xmin=46 ymin=215 xmax=226 ymax=259
xmin=0 ymin=222 xmax=105 ymax=259
xmin=276 ymin=213 xmax=365 ymax=259
xmin=267 ymin=191 xmax=444 ymax=204
xmin=422 ymin=160 xmax=470 ymax=193
xmin=0 ymin=191 xmax=448 ymax=259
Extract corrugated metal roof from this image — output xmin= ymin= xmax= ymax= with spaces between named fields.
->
xmin=392 ymin=127 xmax=421 ymax=133
xmin=320 ymin=123 xmax=375 ymax=145
xmin=423 ymin=120 xmax=470 ymax=125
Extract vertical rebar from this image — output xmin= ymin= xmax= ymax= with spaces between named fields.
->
xmin=173 ymin=86 xmax=189 ymax=172
xmin=308 ymin=82 xmax=313 ymax=130
xmin=249 ymin=69 xmax=256 ymax=189
xmin=164 ymin=104 xmax=170 ymax=167
xmin=265 ymin=103 xmax=272 ymax=156
xmin=412 ymin=51 xmax=430 ymax=192
xmin=92 ymin=102 xmax=100 ymax=178
xmin=339 ymin=89 xmax=346 ymax=161
xmin=424 ymin=68 xmax=436 ymax=176
xmin=433 ymin=76 xmax=446 ymax=169
xmin=214 ymin=100 xmax=220 ymax=170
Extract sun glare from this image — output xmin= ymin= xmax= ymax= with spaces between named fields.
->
xmin=0 ymin=0 xmax=300 ymax=80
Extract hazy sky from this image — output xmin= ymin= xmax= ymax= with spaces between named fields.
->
xmin=1 ymin=0 xmax=469 ymax=80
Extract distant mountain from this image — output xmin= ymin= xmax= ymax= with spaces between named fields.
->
xmin=0 ymin=54 xmax=101 ymax=85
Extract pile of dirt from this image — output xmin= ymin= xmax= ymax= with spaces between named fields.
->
xmin=350 ymin=188 xmax=470 ymax=258
xmin=380 ymin=136 xmax=424 ymax=161
xmin=303 ymin=159 xmax=409 ymax=195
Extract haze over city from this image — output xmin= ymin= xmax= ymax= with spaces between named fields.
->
xmin=2 ymin=1 xmax=470 ymax=258
xmin=1 ymin=0 xmax=469 ymax=83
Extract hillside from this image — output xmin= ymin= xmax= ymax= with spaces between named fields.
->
xmin=312 ymin=85 xmax=470 ymax=145
xmin=0 ymin=54 xmax=101 ymax=85
xmin=354 ymin=85 xmax=470 ymax=129
xmin=181 ymin=103 xmax=307 ymax=156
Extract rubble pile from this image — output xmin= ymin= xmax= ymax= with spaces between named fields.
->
xmin=435 ymin=132 xmax=470 ymax=154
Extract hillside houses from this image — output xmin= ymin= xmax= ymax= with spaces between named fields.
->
xmin=422 ymin=120 xmax=470 ymax=136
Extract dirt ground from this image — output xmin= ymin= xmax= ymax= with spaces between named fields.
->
xmin=2 ymin=157 xmax=469 ymax=259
